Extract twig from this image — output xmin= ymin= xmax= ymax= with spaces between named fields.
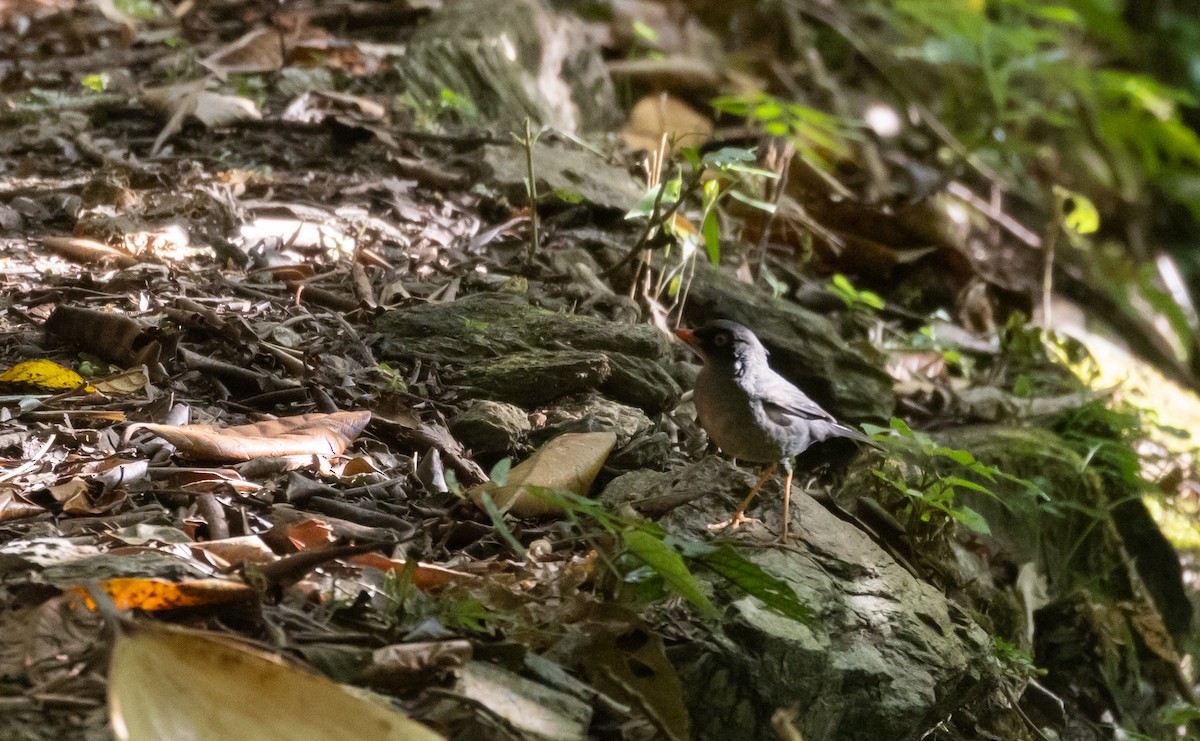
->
xmin=754 ymin=139 xmax=795 ymax=280
xmin=946 ymin=181 xmax=1041 ymax=249
xmin=195 ymin=491 xmax=230 ymax=540
xmin=1041 ymin=194 xmax=1064 ymax=327
xmin=512 ymin=118 xmax=543 ymax=264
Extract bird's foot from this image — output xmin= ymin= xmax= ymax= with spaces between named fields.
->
xmin=708 ymin=511 xmax=763 ymax=532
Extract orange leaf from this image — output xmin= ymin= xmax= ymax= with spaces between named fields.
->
xmin=72 ymin=577 xmax=254 ymax=611
xmin=286 ymin=519 xmax=336 ymax=550
xmin=350 ymin=553 xmax=475 ymax=592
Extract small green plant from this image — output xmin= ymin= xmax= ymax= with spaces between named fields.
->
xmin=446 ymin=456 xmax=813 ymax=621
xmin=989 ymin=637 xmax=1044 ymax=681
xmin=992 ymin=312 xmax=1098 ymax=393
xmin=80 ymin=74 xmax=108 ymax=93
xmin=866 ymin=418 xmax=1045 ymax=535
xmin=438 ymin=88 xmax=477 ymax=117
xmin=456 ymin=463 xmax=813 ymax=622
xmin=395 ymin=87 xmax=479 ymax=131
xmin=114 ymin=0 xmax=161 ymax=19
xmin=828 ymin=273 xmax=885 ymax=313
xmin=227 ymin=75 xmax=268 ymax=108
xmin=375 ymin=363 xmax=408 ymax=393
xmin=621 ymin=145 xmax=777 ymax=313
xmin=908 ymin=320 xmax=973 ymax=376
xmin=712 ymin=93 xmax=849 ymax=172
xmin=1055 ymin=400 xmax=1148 ymax=489
xmin=374 ymin=560 xmax=514 ymax=637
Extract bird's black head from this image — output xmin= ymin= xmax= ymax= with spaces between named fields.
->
xmin=676 ymin=320 xmax=768 ymax=376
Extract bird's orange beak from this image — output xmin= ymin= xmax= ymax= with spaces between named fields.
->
xmin=675 ymin=328 xmax=702 ymax=355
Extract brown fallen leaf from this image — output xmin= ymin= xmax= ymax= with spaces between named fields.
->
xmin=360 ymin=640 xmax=473 ymax=692
xmin=0 ymin=485 xmax=43 ymax=522
xmin=468 ymin=431 xmax=616 ymax=517
xmin=201 ymin=27 xmax=285 ymax=74
xmin=191 ymin=535 xmax=278 ymax=569
xmin=41 ymin=235 xmax=138 ymax=267
xmin=91 ymin=367 xmax=150 ymax=396
xmin=622 ymin=93 xmax=712 ymax=154
xmin=129 ymin=410 xmax=372 ymax=462
xmin=143 ymin=80 xmax=263 ymax=156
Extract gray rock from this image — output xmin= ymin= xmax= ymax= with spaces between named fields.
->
xmin=600 ymin=352 xmax=681 ymax=414
xmin=532 ymin=396 xmax=670 ymax=473
xmin=606 ymin=431 xmax=673 ymax=473
xmin=531 ymin=396 xmax=654 ymax=446
xmin=601 ymin=458 xmax=996 ymax=740
xmin=433 ymin=660 xmax=593 ymax=741
xmin=450 ymin=349 xmax=610 ymax=406
xmin=451 ymin=400 xmax=531 ymax=454
xmin=374 ymin=293 xmax=678 ymax=413
xmin=481 ymin=141 xmax=642 ymax=212
xmin=373 ymin=292 xmax=668 ymax=363
xmin=399 ymin=0 xmax=619 ymax=134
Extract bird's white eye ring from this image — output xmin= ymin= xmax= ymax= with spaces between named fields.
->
xmin=713 ymin=333 xmax=729 ymax=347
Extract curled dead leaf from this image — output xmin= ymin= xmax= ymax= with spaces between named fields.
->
xmin=622 ymin=94 xmax=712 ymax=154
xmin=129 ymin=410 xmax=372 ymax=462
xmin=44 ymin=305 xmax=172 ymax=369
xmin=350 ymin=552 xmax=475 ymax=592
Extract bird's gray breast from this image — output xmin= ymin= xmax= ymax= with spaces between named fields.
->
xmin=693 ymin=366 xmax=803 ymax=463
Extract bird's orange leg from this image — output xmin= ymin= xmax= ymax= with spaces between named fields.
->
xmin=779 ymin=466 xmax=794 ymax=542
xmin=710 ymin=463 xmax=776 ymax=531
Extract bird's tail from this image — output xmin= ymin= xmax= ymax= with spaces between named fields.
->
xmin=835 ymin=424 xmax=883 ymax=448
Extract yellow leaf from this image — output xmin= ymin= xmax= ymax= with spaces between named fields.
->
xmin=0 ymin=359 xmax=95 ymax=392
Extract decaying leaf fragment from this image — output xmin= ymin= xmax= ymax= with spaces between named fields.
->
xmin=109 ymin=622 xmax=444 ymax=741
xmin=129 ymin=410 xmax=372 ymax=461
xmin=143 ymin=80 xmax=263 ymax=156
xmin=468 ymin=431 xmax=616 ymax=517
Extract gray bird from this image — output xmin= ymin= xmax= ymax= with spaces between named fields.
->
xmin=676 ymin=320 xmax=874 ymax=540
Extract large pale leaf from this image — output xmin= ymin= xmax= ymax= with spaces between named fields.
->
xmin=467 ymin=432 xmax=616 ymax=517
xmin=110 ymin=622 xmax=444 ymax=741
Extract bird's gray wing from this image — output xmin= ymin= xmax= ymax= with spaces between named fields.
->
xmin=757 ymin=373 xmax=837 ymax=426
xmin=758 ymin=373 xmax=879 ymax=446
